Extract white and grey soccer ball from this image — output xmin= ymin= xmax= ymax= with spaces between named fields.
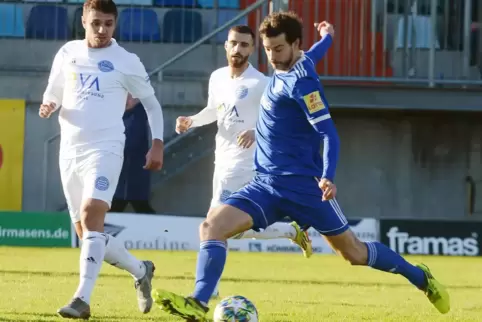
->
xmin=213 ymin=295 xmax=258 ymax=322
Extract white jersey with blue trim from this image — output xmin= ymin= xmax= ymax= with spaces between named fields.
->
xmin=203 ymin=64 xmax=269 ymax=172
xmin=43 ymin=39 xmax=155 ymax=157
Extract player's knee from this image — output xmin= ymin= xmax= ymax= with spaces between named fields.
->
xmin=199 ymin=205 xmax=253 ymax=241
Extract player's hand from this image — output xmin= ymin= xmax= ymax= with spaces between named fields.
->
xmin=39 ymin=102 xmax=56 ymax=118
xmin=314 ymin=21 xmax=335 ymax=39
xmin=175 ymin=116 xmax=192 ymax=134
xmin=319 ymin=178 xmax=337 ymax=201
xmin=144 ymin=139 xmax=163 ymax=171
xmin=237 ymin=129 xmax=255 ymax=149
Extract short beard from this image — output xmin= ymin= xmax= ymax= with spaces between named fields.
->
xmin=227 ymin=54 xmax=249 ymax=68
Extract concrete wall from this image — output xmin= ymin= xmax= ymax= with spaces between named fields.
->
xmin=152 ymin=109 xmax=482 ymax=220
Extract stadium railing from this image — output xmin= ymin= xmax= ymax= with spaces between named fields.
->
xmin=285 ymin=0 xmax=482 ymax=87
xmin=1 ymin=0 xmax=480 ymax=86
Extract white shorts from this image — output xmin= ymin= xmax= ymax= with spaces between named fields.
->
xmin=60 ymin=150 xmax=123 ymax=223
xmin=210 ymin=168 xmax=254 ymax=209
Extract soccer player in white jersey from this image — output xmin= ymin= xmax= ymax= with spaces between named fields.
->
xmin=175 ymin=25 xmax=313 ymax=297
xmin=39 ymin=0 xmax=164 ymax=319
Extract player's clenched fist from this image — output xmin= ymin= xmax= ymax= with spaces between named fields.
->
xmin=175 ymin=116 xmax=193 ymax=134
xmin=314 ymin=21 xmax=335 ymax=39
xmin=39 ymin=102 xmax=56 ymax=118
xmin=319 ymin=178 xmax=337 ymax=201
xmin=237 ymin=129 xmax=255 ymax=149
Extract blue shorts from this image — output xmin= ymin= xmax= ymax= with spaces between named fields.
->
xmin=224 ymin=174 xmax=349 ymax=236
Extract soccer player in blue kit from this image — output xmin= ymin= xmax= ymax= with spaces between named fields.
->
xmin=153 ymin=12 xmax=450 ymax=321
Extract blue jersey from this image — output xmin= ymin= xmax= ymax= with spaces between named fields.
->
xmin=225 ymin=36 xmax=348 ymax=236
xmin=254 ymin=54 xmax=339 ymax=181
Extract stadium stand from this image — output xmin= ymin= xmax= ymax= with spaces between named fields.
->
xmin=0 ymin=3 xmax=25 ymax=38
xmin=117 ymin=7 xmax=162 ymax=42
xmin=153 ymin=0 xmax=196 ymax=7
xmin=197 ymin=0 xmax=240 ymax=9
xmin=25 ymin=5 xmax=69 ymax=40
xmin=72 ymin=7 xmax=84 ymax=40
xmin=162 ymin=8 xmax=203 ymax=43
xmin=214 ymin=9 xmax=247 ymax=43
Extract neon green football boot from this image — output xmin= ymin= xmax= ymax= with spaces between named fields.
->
xmin=289 ymin=221 xmax=313 ymax=258
xmin=152 ymin=289 xmax=208 ymax=321
xmin=417 ymin=263 xmax=450 ymax=314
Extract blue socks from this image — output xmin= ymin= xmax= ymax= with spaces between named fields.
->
xmin=192 ymin=240 xmax=227 ymax=304
xmin=191 ymin=239 xmax=427 ymax=304
xmin=365 ymin=241 xmax=427 ymax=290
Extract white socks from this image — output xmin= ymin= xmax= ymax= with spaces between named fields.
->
xmin=74 ymin=231 xmax=106 ymax=304
xmin=104 ymin=234 xmax=146 ymax=280
xmin=235 ymin=222 xmax=296 ymax=240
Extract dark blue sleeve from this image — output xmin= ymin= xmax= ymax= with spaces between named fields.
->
xmin=304 ymin=34 xmax=333 ymax=65
xmin=291 ymin=77 xmax=340 ymax=182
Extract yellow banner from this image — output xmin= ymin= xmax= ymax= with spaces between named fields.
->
xmin=0 ymin=99 xmax=25 ymax=211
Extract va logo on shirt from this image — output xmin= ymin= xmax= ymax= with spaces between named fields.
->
xmin=95 ymin=176 xmax=110 ymax=191
xmin=98 ymin=60 xmax=114 ymax=73
xmin=228 ymin=105 xmax=239 ymax=118
xmin=79 ymin=73 xmax=100 ymax=92
xmin=235 ymin=85 xmax=248 ymax=99
xmin=303 ymin=90 xmax=325 ymax=114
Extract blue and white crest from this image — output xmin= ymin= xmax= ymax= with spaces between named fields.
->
xmin=95 ymin=176 xmax=110 ymax=191
xmin=98 ymin=60 xmax=114 ymax=72
xmin=235 ymin=85 xmax=248 ymax=99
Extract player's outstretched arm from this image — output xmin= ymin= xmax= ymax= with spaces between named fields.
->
xmin=41 ymin=49 xmax=66 ymax=117
xmin=187 ymin=74 xmax=218 ymax=129
xmin=188 ymin=104 xmax=217 ymax=128
xmin=291 ymin=77 xmax=340 ymax=182
xmin=304 ymin=21 xmax=335 ymax=65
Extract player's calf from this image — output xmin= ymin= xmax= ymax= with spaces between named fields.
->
xmin=325 ymin=230 xmax=368 ymax=265
xmin=325 ymin=229 xmax=447 ymax=305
